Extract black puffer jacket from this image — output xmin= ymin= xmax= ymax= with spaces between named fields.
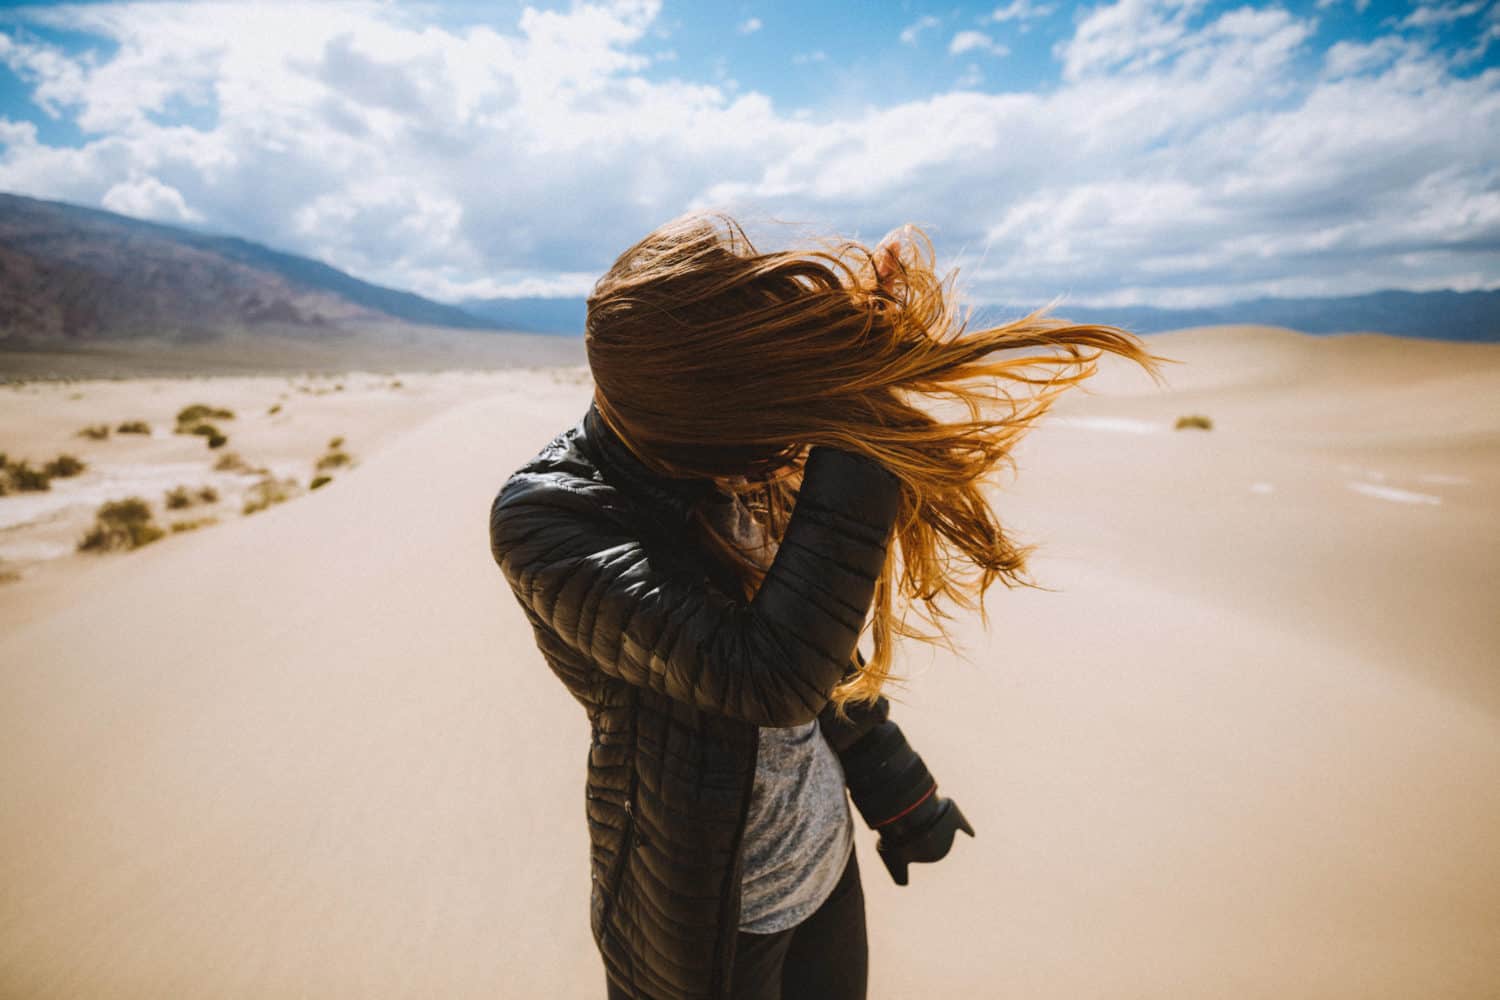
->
xmin=489 ymin=400 xmax=955 ymax=1000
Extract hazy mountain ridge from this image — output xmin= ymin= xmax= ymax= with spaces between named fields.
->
xmin=457 ymin=296 xmax=589 ymax=335
xmin=972 ymin=290 xmax=1500 ymax=343
xmin=0 ymin=192 xmax=494 ymax=346
xmin=459 ymin=290 xmax=1500 ymax=341
xmin=1 ymin=191 xmax=1493 ymax=345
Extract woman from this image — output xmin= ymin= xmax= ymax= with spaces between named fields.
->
xmin=489 ymin=213 xmax=1172 ymax=999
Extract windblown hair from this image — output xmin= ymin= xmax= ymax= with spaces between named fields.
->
xmin=586 ymin=210 xmax=1177 ymax=720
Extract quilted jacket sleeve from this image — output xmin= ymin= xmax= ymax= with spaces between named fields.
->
xmin=490 ymin=445 xmax=902 ymax=727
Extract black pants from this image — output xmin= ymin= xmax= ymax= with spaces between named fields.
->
xmin=606 ymin=847 xmax=868 ymax=1000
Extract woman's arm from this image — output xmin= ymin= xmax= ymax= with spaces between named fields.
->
xmin=490 ymin=445 xmax=902 ymax=727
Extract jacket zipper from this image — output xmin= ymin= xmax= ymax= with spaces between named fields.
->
xmin=710 ymin=722 xmax=759 ymax=999
xmin=596 ymin=690 xmax=639 ymax=949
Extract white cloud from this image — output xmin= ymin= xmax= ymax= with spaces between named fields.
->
xmin=417 ymin=271 xmax=599 ymax=302
xmin=101 ymin=174 xmax=202 ymax=222
xmin=1399 ymin=1 xmax=1485 ymax=29
xmin=736 ymin=17 xmax=762 ymax=35
xmin=0 ymin=0 xmax=1494 ymax=310
xmin=900 ymin=15 xmax=940 ymax=45
xmin=792 ymin=50 xmax=827 ymax=65
xmin=1323 ymin=36 xmax=1407 ymax=77
xmin=990 ymin=0 xmax=1054 ymax=23
xmin=950 ymin=31 xmax=1010 ymax=57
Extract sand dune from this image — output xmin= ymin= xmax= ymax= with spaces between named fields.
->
xmin=1 ymin=326 xmax=1497 ymax=998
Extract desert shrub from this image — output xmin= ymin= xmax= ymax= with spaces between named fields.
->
xmin=182 ymin=422 xmax=228 ymax=448
xmin=389 ymin=379 xmax=403 ymax=389
xmin=170 ymin=516 xmax=219 ymax=534
xmin=329 ymin=436 xmax=344 ymax=449
xmin=242 ymin=475 xmax=300 ymax=515
xmin=116 ymin=420 xmax=151 ymax=434
xmin=6 ymin=460 xmax=51 ymax=492
xmin=213 ymin=452 xmax=268 ymax=475
xmin=168 ymin=483 xmax=219 ymax=509
xmin=268 ymin=403 xmax=282 ymax=415
xmin=176 ymin=403 xmax=235 ymax=425
xmin=44 ymin=454 xmax=86 ymax=478
xmin=77 ymin=423 xmax=110 ymax=440
xmin=310 ymin=475 xmax=332 ymax=490
xmin=1175 ymin=415 xmax=1213 ymax=431
xmin=316 ymin=449 xmax=351 ymax=471
xmin=0 ymin=452 xmax=8 ymax=468
xmin=77 ymin=497 xmax=164 ymax=552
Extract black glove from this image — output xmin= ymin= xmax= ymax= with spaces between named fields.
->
xmin=839 ymin=719 xmax=975 ymax=886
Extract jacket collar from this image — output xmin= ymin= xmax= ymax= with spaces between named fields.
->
xmin=581 ymin=398 xmax=724 ymax=524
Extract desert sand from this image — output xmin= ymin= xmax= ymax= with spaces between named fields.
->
xmin=1 ymin=326 xmax=1497 ymax=998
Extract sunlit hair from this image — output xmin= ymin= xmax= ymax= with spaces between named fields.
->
xmin=586 ymin=210 xmax=1179 ymax=719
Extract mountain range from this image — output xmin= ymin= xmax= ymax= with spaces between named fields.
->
xmin=461 ymin=290 xmax=1500 ymax=341
xmin=0 ymin=191 xmax=1494 ymax=348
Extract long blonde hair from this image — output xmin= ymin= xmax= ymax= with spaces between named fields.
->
xmin=586 ymin=211 xmax=1178 ymax=719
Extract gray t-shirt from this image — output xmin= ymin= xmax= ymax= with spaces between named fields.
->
xmin=704 ymin=492 xmax=856 ymax=934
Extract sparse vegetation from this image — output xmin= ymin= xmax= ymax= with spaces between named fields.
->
xmin=77 ymin=423 xmax=110 ymax=440
xmin=214 ymin=451 xmax=268 ymax=475
xmin=242 ymin=475 xmax=300 ymax=515
xmin=4 ymin=460 xmax=51 ymax=492
xmin=268 ymin=403 xmax=282 ymax=415
xmin=176 ymin=404 xmax=235 ymax=425
xmin=166 ymin=483 xmax=220 ymax=509
xmin=1175 ymin=415 xmax=1214 ymax=431
xmin=316 ymin=436 xmax=353 ymax=473
xmin=310 ymin=475 xmax=332 ymax=490
xmin=170 ymin=516 xmax=219 ymax=534
xmin=43 ymin=454 xmax=86 ymax=478
xmin=116 ymin=420 xmax=151 ymax=434
xmin=184 ymin=422 xmax=229 ymax=449
xmin=78 ymin=497 xmax=165 ymax=552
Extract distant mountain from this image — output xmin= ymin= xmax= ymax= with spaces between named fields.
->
xmin=457 ymin=296 xmax=588 ymax=335
xmin=0 ymin=191 xmax=495 ymax=346
xmin=462 ymin=289 xmax=1500 ymax=342
xmin=971 ymin=289 xmax=1500 ymax=343
xmin=5 ymin=189 xmax=1491 ymax=349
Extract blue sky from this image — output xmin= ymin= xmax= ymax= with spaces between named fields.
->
xmin=0 ymin=0 xmax=1496 ymax=308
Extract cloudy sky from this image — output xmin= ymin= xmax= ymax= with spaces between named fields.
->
xmin=0 ymin=0 xmax=1496 ymax=308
